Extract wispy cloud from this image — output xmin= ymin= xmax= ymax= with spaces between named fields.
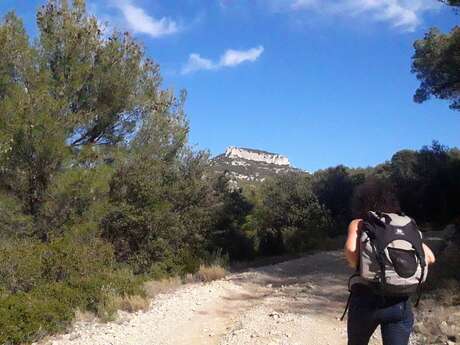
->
xmin=182 ymin=54 xmax=216 ymax=74
xmin=182 ymin=46 xmax=264 ymax=74
xmin=114 ymin=0 xmax=179 ymax=38
xmin=271 ymin=0 xmax=440 ymax=32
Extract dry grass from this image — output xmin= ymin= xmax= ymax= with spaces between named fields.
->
xmin=115 ymin=295 xmax=150 ymax=313
xmin=143 ymin=277 xmax=182 ymax=299
xmin=194 ymin=264 xmax=227 ymax=282
xmin=184 ymin=273 xmax=197 ymax=284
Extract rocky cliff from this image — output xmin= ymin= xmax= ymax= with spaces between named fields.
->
xmin=211 ymin=146 xmax=303 ymax=182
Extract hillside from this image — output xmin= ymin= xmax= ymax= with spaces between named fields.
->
xmin=211 ymin=146 xmax=306 ymax=182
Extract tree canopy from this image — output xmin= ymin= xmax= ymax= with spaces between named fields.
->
xmin=412 ymin=0 xmax=460 ymax=111
xmin=412 ymin=27 xmax=460 ymax=111
xmin=440 ymin=0 xmax=460 ymax=6
xmin=0 ymin=0 xmax=178 ymax=229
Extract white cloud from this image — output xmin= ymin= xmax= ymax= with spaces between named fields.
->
xmin=275 ymin=0 xmax=440 ymax=32
xmin=114 ymin=0 xmax=179 ymax=38
xmin=350 ymin=0 xmax=425 ymax=30
xmin=219 ymin=46 xmax=265 ymax=67
xmin=181 ymin=54 xmax=216 ymax=74
xmin=182 ymin=46 xmax=264 ymax=74
xmin=377 ymin=2 xmax=420 ymax=29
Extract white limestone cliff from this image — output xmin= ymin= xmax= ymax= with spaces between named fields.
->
xmin=224 ymin=147 xmax=290 ymax=166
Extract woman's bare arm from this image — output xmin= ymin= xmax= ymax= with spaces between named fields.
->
xmin=423 ymin=243 xmax=436 ymax=265
xmin=344 ymin=219 xmax=362 ymax=269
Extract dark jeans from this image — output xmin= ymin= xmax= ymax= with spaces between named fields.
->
xmin=347 ymin=285 xmax=414 ymax=345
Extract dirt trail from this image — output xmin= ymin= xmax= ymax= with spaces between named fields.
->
xmin=46 ymin=251 xmax=386 ymax=345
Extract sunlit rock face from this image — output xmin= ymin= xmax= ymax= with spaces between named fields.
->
xmin=211 ymin=146 xmax=305 ymax=183
xmin=224 ymin=147 xmax=290 ymax=166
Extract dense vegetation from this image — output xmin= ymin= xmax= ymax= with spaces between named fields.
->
xmin=0 ymin=0 xmax=459 ymax=344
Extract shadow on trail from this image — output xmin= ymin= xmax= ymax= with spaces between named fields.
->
xmin=228 ymin=251 xmax=354 ymax=318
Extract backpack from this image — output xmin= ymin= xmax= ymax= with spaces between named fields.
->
xmin=341 ymin=211 xmax=427 ymax=320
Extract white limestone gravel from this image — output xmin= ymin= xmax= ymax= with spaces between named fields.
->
xmin=43 ymin=251 xmax=414 ymax=345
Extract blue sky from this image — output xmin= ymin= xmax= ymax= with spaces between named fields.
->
xmin=1 ymin=0 xmax=459 ymax=171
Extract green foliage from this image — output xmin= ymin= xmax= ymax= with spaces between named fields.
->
xmin=412 ymin=27 xmax=460 ymax=111
xmin=102 ymin=106 xmax=215 ymax=274
xmin=0 ymin=193 xmax=33 ymax=239
xmin=210 ymin=175 xmax=255 ymax=261
xmin=0 ymin=235 xmax=143 ymax=344
xmin=312 ymin=165 xmax=356 ymax=236
xmin=39 ymin=163 xmax=114 ymax=239
xmin=0 ymin=12 xmax=69 ymax=219
xmin=0 ymin=242 xmax=45 ymax=294
xmin=252 ymin=173 xmax=332 ymax=255
xmin=102 ymin=150 xmax=214 ymax=274
xmin=0 ymin=291 xmax=74 ymax=345
xmin=389 ymin=142 xmax=460 ymax=225
xmin=0 ymin=4 xmax=157 ymax=339
xmin=36 ymin=0 xmax=161 ymax=146
xmin=0 ymin=0 xmax=169 ymax=229
xmin=301 ymin=142 xmax=460 ymax=234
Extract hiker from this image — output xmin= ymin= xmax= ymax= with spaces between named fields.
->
xmin=344 ymin=210 xmax=435 ymax=345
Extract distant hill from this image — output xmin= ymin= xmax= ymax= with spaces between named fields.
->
xmin=211 ymin=146 xmax=306 ymax=182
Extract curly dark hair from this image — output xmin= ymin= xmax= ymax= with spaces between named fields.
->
xmin=351 ymin=177 xmax=401 ymax=219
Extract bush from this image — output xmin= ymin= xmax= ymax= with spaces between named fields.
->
xmin=210 ymin=176 xmax=256 ymax=261
xmin=312 ymin=165 xmax=356 ymax=236
xmin=39 ymin=165 xmax=113 ymax=239
xmin=0 ymin=240 xmax=46 ymax=293
xmin=102 ymin=151 xmax=215 ymax=275
xmin=253 ymin=173 xmax=332 ymax=256
xmin=0 ymin=193 xmax=33 ymax=239
xmin=0 ymin=236 xmax=143 ymax=344
xmin=0 ymin=292 xmax=74 ymax=345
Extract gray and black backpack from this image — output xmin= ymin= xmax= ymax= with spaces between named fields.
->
xmin=341 ymin=211 xmax=427 ymax=320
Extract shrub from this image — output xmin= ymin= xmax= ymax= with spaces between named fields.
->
xmin=210 ymin=176 xmax=256 ymax=261
xmin=0 ymin=240 xmax=46 ymax=293
xmin=253 ymin=173 xmax=332 ymax=256
xmin=39 ymin=165 xmax=113 ymax=239
xmin=0 ymin=292 xmax=74 ymax=345
xmin=0 ymin=272 xmax=143 ymax=344
xmin=312 ymin=165 xmax=356 ymax=236
xmin=0 ymin=193 xmax=33 ymax=239
xmin=0 ymin=236 xmax=143 ymax=344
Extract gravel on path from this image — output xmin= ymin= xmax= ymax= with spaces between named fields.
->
xmin=43 ymin=251 xmax=391 ymax=345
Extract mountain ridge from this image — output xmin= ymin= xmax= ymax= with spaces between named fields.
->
xmin=211 ymin=146 xmax=305 ymax=182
